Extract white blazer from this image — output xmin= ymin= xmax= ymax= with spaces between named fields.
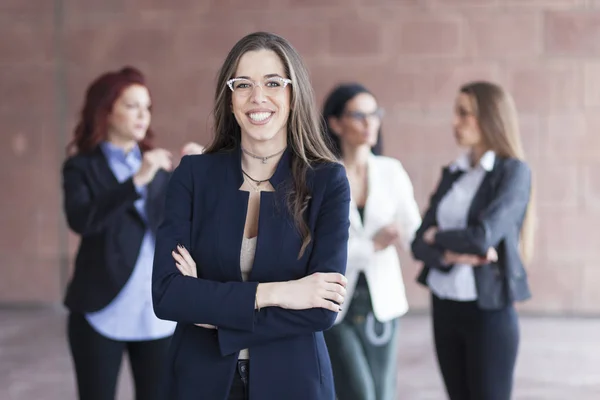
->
xmin=336 ymin=155 xmax=422 ymax=324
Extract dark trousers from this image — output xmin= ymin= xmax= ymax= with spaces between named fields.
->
xmin=228 ymin=360 xmax=250 ymax=400
xmin=324 ymin=274 xmax=399 ymax=400
xmin=432 ymin=294 xmax=519 ymax=400
xmin=67 ymin=313 xmax=171 ymax=400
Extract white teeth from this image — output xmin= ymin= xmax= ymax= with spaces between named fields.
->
xmin=248 ymin=112 xmax=272 ymax=122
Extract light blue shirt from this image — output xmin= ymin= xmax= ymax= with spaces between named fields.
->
xmin=85 ymin=142 xmax=175 ymax=341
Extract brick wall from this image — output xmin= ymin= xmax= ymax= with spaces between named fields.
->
xmin=1 ymin=0 xmax=598 ymax=314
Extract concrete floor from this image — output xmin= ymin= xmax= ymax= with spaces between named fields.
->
xmin=1 ymin=309 xmax=599 ymax=399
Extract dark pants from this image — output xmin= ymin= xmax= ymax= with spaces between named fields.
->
xmin=67 ymin=313 xmax=171 ymax=400
xmin=324 ymin=275 xmax=399 ymax=400
xmin=228 ymin=360 xmax=250 ymax=400
xmin=432 ymin=294 xmax=519 ymax=400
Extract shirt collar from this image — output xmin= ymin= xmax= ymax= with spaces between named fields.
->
xmin=100 ymin=141 xmax=142 ymax=163
xmin=449 ymin=150 xmax=496 ymax=173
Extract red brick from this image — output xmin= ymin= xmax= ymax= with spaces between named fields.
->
xmin=0 ymin=254 xmax=61 ymax=303
xmin=310 ymin=64 xmax=419 ymax=109
xmin=328 ymin=19 xmax=385 ymax=57
xmin=63 ymin=0 xmax=210 ymax=13
xmin=522 ymin=260 xmax=582 ymax=313
xmin=285 ymin=0 xmax=349 ymax=6
xmin=395 ymin=16 xmax=461 ymax=56
xmin=388 ymin=115 xmax=449 ymax=160
xmin=535 ymin=163 xmax=580 ymax=208
xmin=538 ymin=211 xmax=596 ymax=260
xmin=356 ymin=0 xmax=422 ymax=5
xmin=545 ymin=11 xmax=600 ymax=56
xmin=583 ymin=163 xmax=600 ymax=210
xmin=0 ymin=66 xmax=55 ymax=117
xmin=254 ymin=19 xmax=328 ymax=58
xmin=519 ymin=114 xmax=541 ymax=159
xmin=464 ymin=12 xmax=541 ymax=58
xmin=540 ymin=114 xmax=600 ymax=163
xmin=578 ymin=264 xmax=600 ymax=313
xmin=0 ymin=19 xmax=55 ymax=65
xmin=64 ymin=24 xmax=174 ymax=70
xmin=209 ymin=0 xmax=275 ymax=10
xmin=401 ymin=61 xmax=502 ymax=111
xmin=0 ymin=0 xmax=54 ymax=13
xmin=505 ymin=0 xmax=584 ymax=6
xmin=169 ymin=24 xmax=258 ymax=66
xmin=507 ymin=63 xmax=583 ymax=112
xmin=432 ymin=0 xmax=498 ymax=5
xmin=584 ymin=62 xmax=600 ymax=107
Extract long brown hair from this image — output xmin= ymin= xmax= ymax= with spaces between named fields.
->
xmin=460 ymin=81 xmax=535 ymax=264
xmin=205 ymin=32 xmax=337 ymax=257
xmin=66 ymin=66 xmax=155 ymax=155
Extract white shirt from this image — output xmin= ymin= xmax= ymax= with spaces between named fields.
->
xmin=427 ymin=151 xmax=496 ymax=301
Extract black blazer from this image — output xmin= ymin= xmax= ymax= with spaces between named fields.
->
xmin=62 ymin=146 xmax=170 ymax=313
xmin=411 ymin=156 xmax=532 ymax=310
xmin=152 ymin=147 xmax=350 ymax=400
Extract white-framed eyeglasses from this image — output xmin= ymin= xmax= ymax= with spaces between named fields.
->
xmin=226 ymin=76 xmax=292 ymax=97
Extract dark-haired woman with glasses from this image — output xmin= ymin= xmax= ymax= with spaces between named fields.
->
xmin=322 ymin=83 xmax=422 ymax=400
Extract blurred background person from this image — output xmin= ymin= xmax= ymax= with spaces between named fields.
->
xmin=322 ymin=83 xmax=422 ymax=400
xmin=411 ymin=81 xmax=535 ymax=400
xmin=62 ymin=66 xmax=201 ymax=400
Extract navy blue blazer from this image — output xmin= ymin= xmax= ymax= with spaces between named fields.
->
xmin=411 ymin=156 xmax=532 ymax=310
xmin=152 ymin=147 xmax=351 ymax=400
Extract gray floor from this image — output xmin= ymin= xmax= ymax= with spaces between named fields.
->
xmin=1 ymin=309 xmax=599 ymax=399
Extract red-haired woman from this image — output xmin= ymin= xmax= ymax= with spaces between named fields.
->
xmin=62 ymin=66 xmax=201 ymax=400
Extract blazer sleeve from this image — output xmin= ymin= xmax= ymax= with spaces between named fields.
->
xmin=62 ymin=157 xmax=141 ymax=236
xmin=216 ymin=164 xmax=351 ymax=356
xmin=434 ymin=160 xmax=531 ymax=256
xmin=393 ymin=161 xmax=422 ymax=251
xmin=152 ymin=155 xmax=259 ymax=331
xmin=410 ymin=169 xmax=451 ymax=270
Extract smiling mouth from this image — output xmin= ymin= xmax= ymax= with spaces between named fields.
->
xmin=247 ymin=112 xmax=274 ymax=124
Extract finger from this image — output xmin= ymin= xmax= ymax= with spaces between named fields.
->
xmin=325 ymin=282 xmax=347 ymax=299
xmin=172 ymin=250 xmax=188 ymax=267
xmin=321 ymin=289 xmax=345 ymax=305
xmin=322 ymin=272 xmax=347 ymax=287
xmin=194 ymin=323 xmax=216 ymax=329
xmin=318 ymin=299 xmax=342 ymax=312
xmin=175 ymin=262 xmax=188 ymax=276
xmin=177 ymin=244 xmax=196 ymax=267
xmin=172 ymin=252 xmax=192 ymax=275
xmin=156 ymin=148 xmax=172 ymax=157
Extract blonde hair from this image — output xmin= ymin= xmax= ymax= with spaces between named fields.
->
xmin=460 ymin=81 xmax=535 ymax=264
xmin=205 ymin=32 xmax=337 ymax=257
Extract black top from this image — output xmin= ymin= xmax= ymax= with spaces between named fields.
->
xmin=357 ymin=206 xmax=365 ymax=223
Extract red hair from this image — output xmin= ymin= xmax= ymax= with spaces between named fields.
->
xmin=66 ymin=66 xmax=155 ymax=155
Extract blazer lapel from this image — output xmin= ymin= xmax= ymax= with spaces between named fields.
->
xmin=467 ymin=157 xmax=503 ymax=223
xmin=90 ymin=147 xmax=120 ymax=190
xmin=91 ymin=146 xmax=145 ymax=227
